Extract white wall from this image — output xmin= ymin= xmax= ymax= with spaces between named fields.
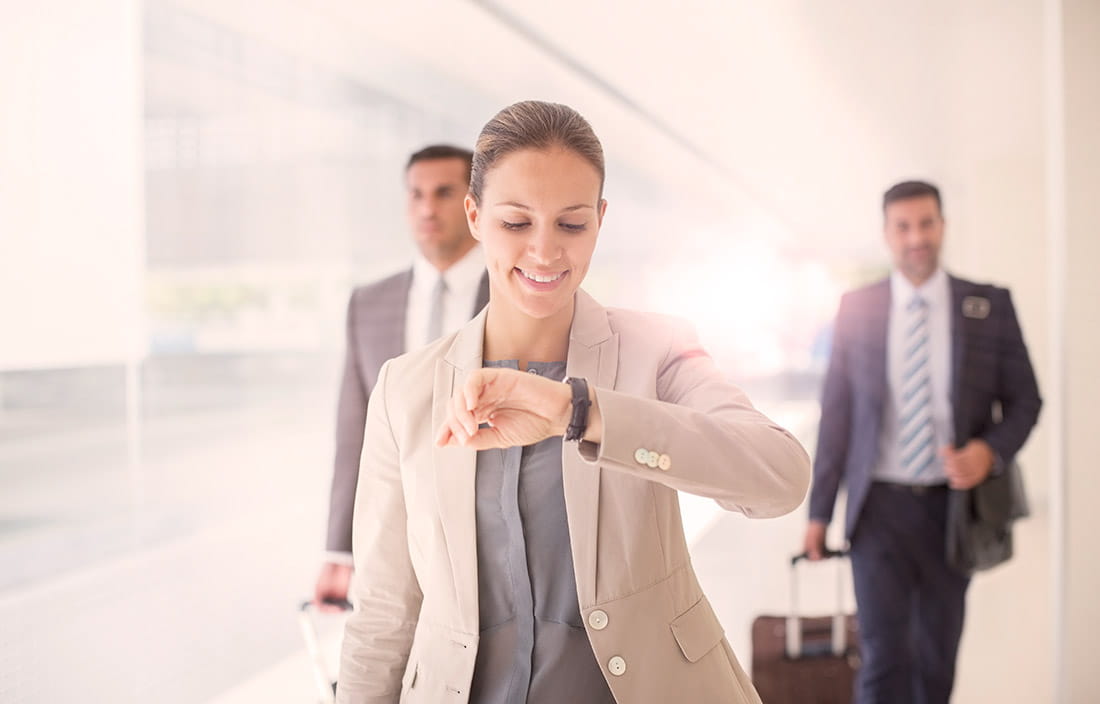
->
xmin=1060 ymin=1 xmax=1100 ymax=701
xmin=0 ymin=1 xmax=144 ymax=371
xmin=947 ymin=1 xmax=1100 ymax=700
xmin=897 ymin=3 xmax=1054 ymax=701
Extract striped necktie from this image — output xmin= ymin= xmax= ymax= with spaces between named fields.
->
xmin=899 ymin=294 xmax=936 ymax=480
xmin=426 ymin=275 xmax=447 ymax=344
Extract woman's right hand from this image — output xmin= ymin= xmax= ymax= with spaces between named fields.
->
xmin=435 ymin=367 xmax=577 ymax=450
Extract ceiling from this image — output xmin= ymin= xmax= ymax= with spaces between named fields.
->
xmin=162 ymin=0 xmax=1047 ymax=262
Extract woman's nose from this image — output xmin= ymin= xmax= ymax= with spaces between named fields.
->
xmin=527 ymin=226 xmax=562 ymax=264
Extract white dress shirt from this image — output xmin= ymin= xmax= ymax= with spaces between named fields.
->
xmin=873 ymin=268 xmax=955 ymax=485
xmin=405 ymin=244 xmax=486 ymax=352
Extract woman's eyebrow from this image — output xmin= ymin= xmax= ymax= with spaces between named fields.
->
xmin=493 ymin=201 xmax=594 ymax=212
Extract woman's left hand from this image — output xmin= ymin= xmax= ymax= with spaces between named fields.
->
xmin=435 ymin=367 xmax=577 ymax=450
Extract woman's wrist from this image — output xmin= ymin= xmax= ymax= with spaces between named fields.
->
xmin=545 ymin=378 xmax=602 ymax=443
xmin=550 ymin=381 xmax=574 ymax=436
xmin=554 ymin=376 xmax=607 ymax=442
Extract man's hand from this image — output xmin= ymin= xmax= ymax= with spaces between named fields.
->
xmin=940 ymin=439 xmax=996 ymax=490
xmin=313 ymin=562 xmax=353 ymax=612
xmin=803 ymin=520 xmax=828 ymax=560
xmin=435 ymin=367 xmax=601 ymax=450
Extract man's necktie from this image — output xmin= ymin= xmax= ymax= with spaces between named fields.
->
xmin=426 ymin=275 xmax=447 ymax=344
xmin=899 ymin=295 xmax=936 ymax=480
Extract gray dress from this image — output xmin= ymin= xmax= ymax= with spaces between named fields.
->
xmin=467 ymin=360 xmax=616 ymax=704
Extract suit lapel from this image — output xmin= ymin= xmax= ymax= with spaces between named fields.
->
xmin=381 ymin=269 xmax=412 ymax=360
xmin=472 ymin=271 xmax=490 ymax=316
xmin=433 ymin=308 xmax=487 ymax=633
xmin=948 ymin=275 xmax=969 ymax=446
xmin=562 ymin=290 xmax=618 ymax=607
xmin=866 ymin=279 xmax=891 ymax=411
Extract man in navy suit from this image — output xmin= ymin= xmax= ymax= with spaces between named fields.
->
xmin=803 ymin=181 xmax=1041 ymax=704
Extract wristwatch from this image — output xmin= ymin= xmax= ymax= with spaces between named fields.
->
xmin=562 ymin=377 xmax=591 ymax=442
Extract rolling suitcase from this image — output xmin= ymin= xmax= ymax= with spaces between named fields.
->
xmin=751 ymin=550 xmax=860 ymax=704
xmin=298 ymin=598 xmax=352 ymax=704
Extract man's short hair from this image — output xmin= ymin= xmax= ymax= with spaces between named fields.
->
xmin=883 ymin=180 xmax=942 ymax=215
xmin=406 ymin=144 xmax=474 ymax=183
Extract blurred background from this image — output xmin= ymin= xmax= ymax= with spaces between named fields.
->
xmin=1 ymin=0 xmax=1097 ymax=702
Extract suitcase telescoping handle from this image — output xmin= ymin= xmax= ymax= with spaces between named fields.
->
xmin=786 ymin=549 xmax=850 ymax=660
xmin=298 ymin=599 xmax=353 ymax=704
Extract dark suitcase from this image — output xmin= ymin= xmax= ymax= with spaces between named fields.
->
xmin=751 ymin=550 xmax=861 ymax=704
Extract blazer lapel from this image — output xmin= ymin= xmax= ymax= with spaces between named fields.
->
xmin=433 ymin=308 xmax=487 ymax=634
xmin=562 ymin=290 xmax=619 ymax=607
xmin=866 ymin=279 xmax=891 ymax=411
xmin=379 ymin=269 xmax=412 ymax=360
xmin=430 ymin=291 xmax=617 ymax=623
xmin=472 ymin=270 xmax=490 ymax=316
xmin=948 ymin=275 xmax=969 ymax=446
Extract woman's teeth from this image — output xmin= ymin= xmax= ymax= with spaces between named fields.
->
xmin=520 ymin=270 xmax=565 ymax=283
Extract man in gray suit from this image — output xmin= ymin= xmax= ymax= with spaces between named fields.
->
xmin=314 ymin=145 xmax=490 ymax=609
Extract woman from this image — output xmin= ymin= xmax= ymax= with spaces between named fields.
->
xmin=336 ymin=101 xmax=810 ymax=704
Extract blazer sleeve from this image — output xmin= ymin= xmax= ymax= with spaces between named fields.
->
xmin=981 ymin=289 xmax=1042 ymax=463
xmin=336 ymin=359 xmax=422 ymax=703
xmin=807 ymin=294 xmax=854 ymax=525
xmin=327 ymin=291 xmax=370 ymax=554
xmin=573 ymin=318 xmax=810 ymax=518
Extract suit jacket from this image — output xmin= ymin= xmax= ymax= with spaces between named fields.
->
xmin=326 ymin=269 xmax=490 ymax=553
xmin=336 ymin=290 xmax=811 ymax=703
xmin=808 ymin=274 xmax=1042 ymax=540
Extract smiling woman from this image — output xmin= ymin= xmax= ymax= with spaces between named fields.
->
xmin=464 ymin=101 xmax=606 ymax=350
xmin=466 ymin=145 xmax=604 ymax=359
xmin=335 ymin=100 xmax=811 ymax=704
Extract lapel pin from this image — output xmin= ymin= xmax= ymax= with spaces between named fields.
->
xmin=962 ymin=296 xmax=991 ymax=319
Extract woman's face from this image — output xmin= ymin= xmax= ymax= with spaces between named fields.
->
xmin=465 ymin=147 xmax=606 ymax=321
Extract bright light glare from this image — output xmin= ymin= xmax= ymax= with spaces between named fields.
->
xmin=652 ymin=237 xmax=841 ymax=377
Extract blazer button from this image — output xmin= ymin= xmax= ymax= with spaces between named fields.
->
xmin=608 ymin=656 xmax=627 ymax=676
xmin=634 ymin=448 xmax=649 ymax=465
xmin=646 ymin=451 xmax=660 ymax=468
xmin=588 ymin=609 xmax=609 ymax=630
xmin=658 ymin=453 xmax=671 ymax=471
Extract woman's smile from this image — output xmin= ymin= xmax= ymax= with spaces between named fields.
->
xmin=515 ymin=267 xmax=569 ymax=291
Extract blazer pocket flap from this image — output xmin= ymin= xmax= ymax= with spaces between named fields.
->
xmin=670 ymin=596 xmax=725 ymax=663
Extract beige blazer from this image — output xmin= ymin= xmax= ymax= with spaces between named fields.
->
xmin=337 ymin=290 xmax=811 ymax=704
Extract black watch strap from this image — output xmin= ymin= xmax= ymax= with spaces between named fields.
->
xmin=563 ymin=377 xmax=591 ymax=442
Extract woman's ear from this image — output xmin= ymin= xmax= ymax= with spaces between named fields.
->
xmin=597 ymin=198 xmax=608 ymax=227
xmin=464 ymin=194 xmax=481 ymax=242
